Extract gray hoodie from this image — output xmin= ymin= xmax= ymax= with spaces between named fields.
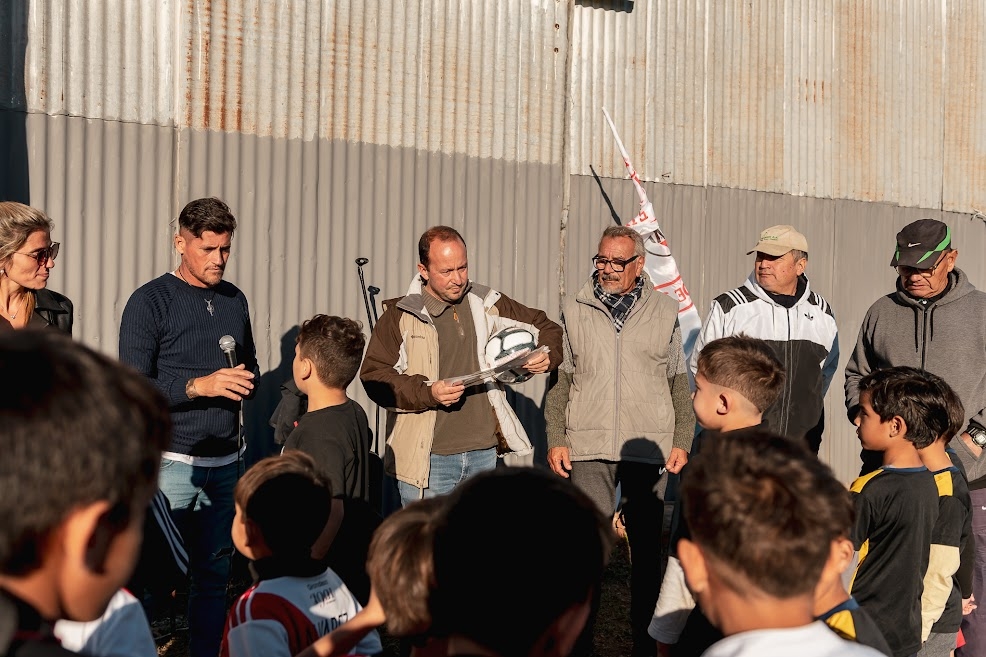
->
xmin=845 ymin=268 xmax=986 ymax=430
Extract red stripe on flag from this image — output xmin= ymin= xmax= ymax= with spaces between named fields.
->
xmin=653 ymin=276 xmax=682 ymax=290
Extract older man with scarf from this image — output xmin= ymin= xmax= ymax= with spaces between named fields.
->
xmin=546 ymin=225 xmax=695 ymax=657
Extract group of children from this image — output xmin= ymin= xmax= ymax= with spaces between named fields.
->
xmin=0 ymin=317 xmax=978 ymax=657
xmin=650 ymin=335 xmax=974 ymax=657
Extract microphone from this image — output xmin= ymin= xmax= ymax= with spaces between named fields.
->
xmin=219 ymin=335 xmax=237 ymax=368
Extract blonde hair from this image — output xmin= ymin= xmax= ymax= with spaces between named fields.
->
xmin=0 ymin=202 xmax=54 ymax=324
xmin=0 ymin=202 xmax=53 ymax=267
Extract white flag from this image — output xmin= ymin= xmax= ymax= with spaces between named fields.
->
xmin=602 ymin=108 xmax=701 ymax=359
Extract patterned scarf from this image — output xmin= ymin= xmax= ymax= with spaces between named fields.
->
xmin=593 ymin=274 xmax=644 ymax=333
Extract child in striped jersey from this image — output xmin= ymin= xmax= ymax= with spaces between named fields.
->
xmin=914 ymin=370 xmax=972 ymax=657
xmin=220 ymin=452 xmax=381 ymax=657
xmin=814 ymin=536 xmax=892 ymax=656
xmin=850 ymin=368 xmax=943 ymax=657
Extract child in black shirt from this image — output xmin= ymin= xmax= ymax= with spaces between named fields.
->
xmin=284 ymin=314 xmax=379 ymax=604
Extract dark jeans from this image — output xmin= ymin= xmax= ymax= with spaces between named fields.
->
xmin=571 ymin=460 xmax=668 ymax=657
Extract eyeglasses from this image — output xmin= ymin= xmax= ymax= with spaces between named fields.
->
xmin=895 ymin=250 xmax=948 ymax=278
xmin=592 ymin=255 xmax=639 ymax=273
xmin=14 ymin=242 xmax=60 ymax=266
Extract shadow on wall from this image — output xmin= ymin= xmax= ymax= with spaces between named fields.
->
xmin=244 ymin=325 xmax=300 ymax=466
xmin=0 ymin=0 xmax=31 ymax=203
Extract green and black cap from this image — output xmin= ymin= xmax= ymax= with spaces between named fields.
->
xmin=891 ymin=219 xmax=952 ymax=269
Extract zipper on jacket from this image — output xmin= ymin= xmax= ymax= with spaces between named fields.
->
xmin=614 ymin=329 xmax=621 ymax=456
xmin=920 ymin=306 xmax=930 ymax=370
xmin=781 ymin=308 xmax=793 ymax=436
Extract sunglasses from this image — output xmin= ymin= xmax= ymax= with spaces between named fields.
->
xmin=14 ymin=242 xmax=60 ymax=266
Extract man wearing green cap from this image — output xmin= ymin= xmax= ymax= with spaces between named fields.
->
xmin=845 ymin=219 xmax=986 ymax=457
xmin=845 ymin=218 xmax=986 ymax=654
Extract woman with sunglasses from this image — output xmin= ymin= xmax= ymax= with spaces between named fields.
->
xmin=0 ymin=201 xmax=72 ymax=333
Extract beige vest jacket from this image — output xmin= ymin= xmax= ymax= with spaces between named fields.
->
xmin=564 ymin=278 xmax=678 ymax=463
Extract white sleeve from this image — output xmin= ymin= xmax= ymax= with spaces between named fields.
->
xmin=647 ymin=557 xmax=697 ymax=643
xmin=226 ymin=619 xmax=293 ymax=657
xmin=689 ymin=302 xmax=725 ymax=377
xmin=55 ymin=589 xmax=156 ymax=657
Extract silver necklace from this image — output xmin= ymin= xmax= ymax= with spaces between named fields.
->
xmin=176 ymin=268 xmax=216 ymax=316
xmin=2 ymin=296 xmax=22 ymax=320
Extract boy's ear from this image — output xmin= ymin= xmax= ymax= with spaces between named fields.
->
xmin=61 ymin=500 xmax=115 ymax=575
xmin=717 ymin=391 xmax=731 ymax=416
xmin=677 ymin=538 xmax=709 ymax=596
xmin=830 ymin=537 xmax=855 ymax=573
xmin=244 ymin=517 xmax=265 ymax=548
xmin=890 ymin=415 xmax=906 ymax=438
xmin=298 ymin=356 xmax=313 ymax=382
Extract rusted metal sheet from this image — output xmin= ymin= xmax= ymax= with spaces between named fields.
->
xmin=2 ymin=0 xmax=177 ymax=125
xmin=571 ymin=0 xmax=976 ymax=212
xmin=570 ymin=0 xmax=707 ymax=186
xmin=943 ymin=1 xmax=986 ymax=213
xmin=179 ymin=0 xmax=568 ymax=164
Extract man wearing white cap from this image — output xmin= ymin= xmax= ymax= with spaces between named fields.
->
xmin=690 ymin=225 xmax=839 ymax=452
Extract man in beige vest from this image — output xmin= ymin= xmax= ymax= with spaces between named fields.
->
xmin=546 ymin=225 xmax=695 ymax=657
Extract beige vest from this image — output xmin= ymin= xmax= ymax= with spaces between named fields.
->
xmin=564 ymin=279 xmax=678 ymax=463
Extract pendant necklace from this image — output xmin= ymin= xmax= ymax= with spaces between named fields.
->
xmin=176 ymin=267 xmax=216 ymax=316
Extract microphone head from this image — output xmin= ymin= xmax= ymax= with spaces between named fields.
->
xmin=219 ymin=335 xmax=236 ymax=352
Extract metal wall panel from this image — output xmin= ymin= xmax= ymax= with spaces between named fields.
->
xmin=568 ymin=173 xmax=986 ymax=485
xmin=174 ymin=128 xmax=564 ymax=455
xmin=571 ymin=0 xmax=974 ymax=212
xmin=2 ymin=0 xmax=177 ymax=125
xmin=570 ymin=0 xmax=707 ymax=187
xmin=12 ymin=111 xmax=177 ymax=350
xmin=943 ymin=1 xmax=986 ymax=213
xmin=179 ymin=0 xmax=567 ymax=164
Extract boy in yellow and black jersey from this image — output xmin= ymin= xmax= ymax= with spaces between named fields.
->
xmin=850 ymin=367 xmax=943 ymax=657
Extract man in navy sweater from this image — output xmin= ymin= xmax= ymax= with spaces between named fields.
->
xmin=119 ymin=197 xmax=258 ymax=657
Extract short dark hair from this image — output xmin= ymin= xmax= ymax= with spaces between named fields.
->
xmin=0 ymin=330 xmax=171 ymax=575
xmin=696 ymin=335 xmax=786 ymax=412
xmin=418 ymin=226 xmax=466 ymax=267
xmin=234 ymin=452 xmax=332 ymax=560
xmin=367 ymin=497 xmax=446 ymax=639
xmin=178 ymin=197 xmax=237 ymax=238
xmin=859 ymin=367 xmax=954 ymax=449
xmin=682 ymin=429 xmax=853 ymax=598
xmin=296 ymin=315 xmax=366 ymax=389
xmin=430 ymin=468 xmax=611 ymax=654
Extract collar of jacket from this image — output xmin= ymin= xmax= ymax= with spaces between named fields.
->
xmin=893 ymin=268 xmax=975 ymax=309
xmin=744 ymin=272 xmax=812 ymax=308
xmin=33 ymin=289 xmax=67 ymax=315
xmin=395 ymin=275 xmax=497 ymax=323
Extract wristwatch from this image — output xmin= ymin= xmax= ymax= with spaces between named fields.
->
xmin=968 ymin=424 xmax=986 ymax=448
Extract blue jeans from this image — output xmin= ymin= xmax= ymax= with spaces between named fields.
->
xmin=397 ymin=447 xmax=497 ymax=506
xmin=158 ymin=458 xmax=239 ymax=657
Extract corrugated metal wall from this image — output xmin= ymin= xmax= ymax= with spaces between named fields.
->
xmin=568 ymin=0 xmax=986 ymax=484
xmin=571 ymin=0 xmax=986 ymax=213
xmin=1 ymin=0 xmax=568 ymax=460
xmin=4 ymin=0 xmax=986 ymax=482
